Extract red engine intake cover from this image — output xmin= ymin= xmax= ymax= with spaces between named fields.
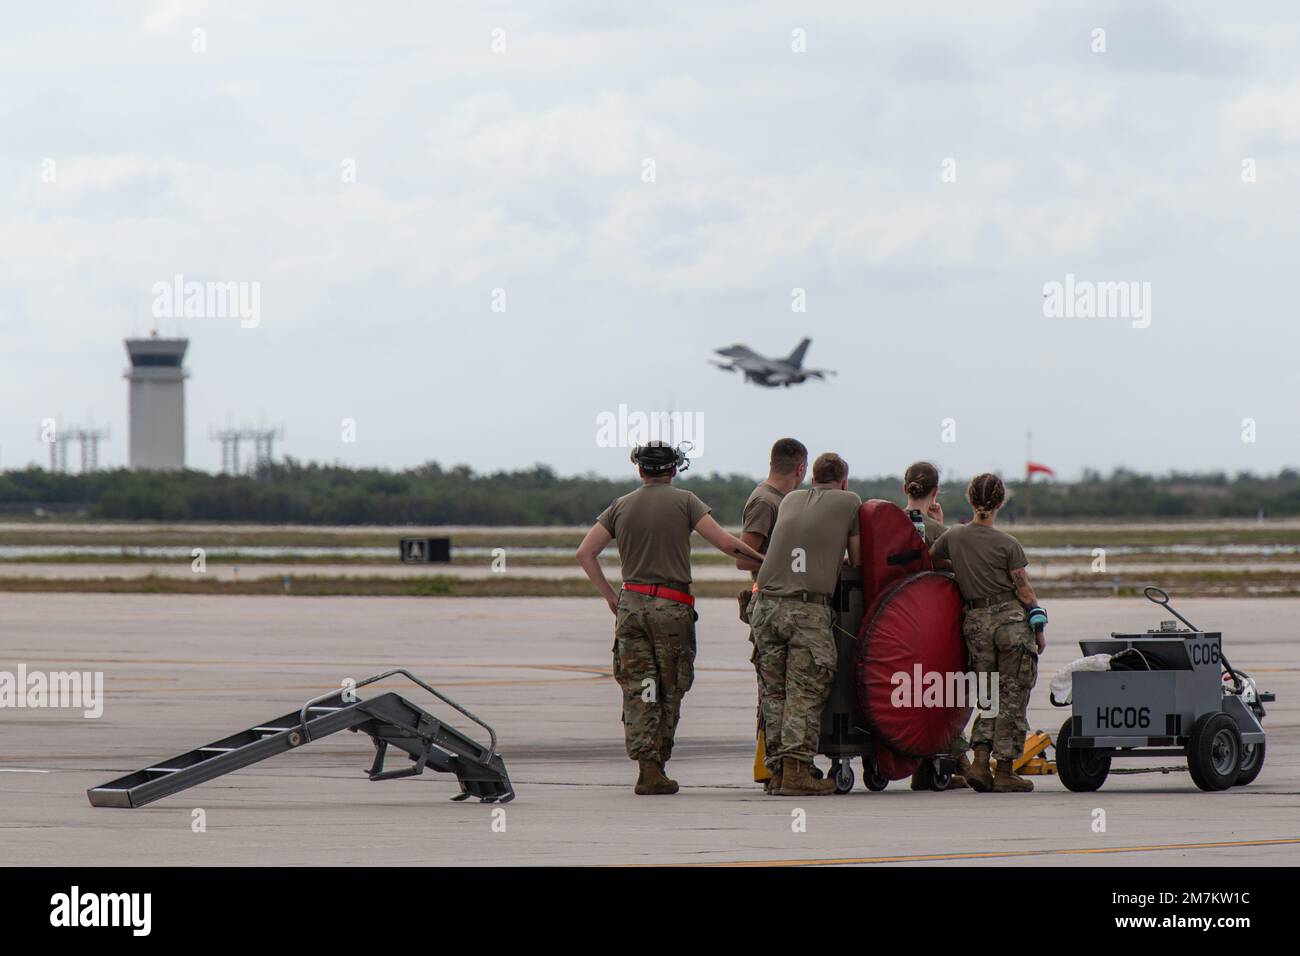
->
xmin=855 ymin=572 xmax=970 ymax=772
xmin=858 ymin=499 xmax=931 ymax=606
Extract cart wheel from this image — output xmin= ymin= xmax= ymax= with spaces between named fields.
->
xmin=1187 ymin=712 xmax=1241 ymax=792
xmin=834 ymin=761 xmax=855 ymax=794
xmin=1055 ymin=718 xmax=1111 ymax=792
xmin=810 ymin=763 xmax=825 ymax=781
xmin=1234 ymin=740 xmax=1265 ymax=787
xmin=861 ymin=756 xmax=888 ymax=791
xmin=928 ymin=758 xmax=952 ymax=792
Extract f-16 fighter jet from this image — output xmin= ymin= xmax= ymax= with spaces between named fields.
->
xmin=711 ymin=338 xmax=836 ymax=387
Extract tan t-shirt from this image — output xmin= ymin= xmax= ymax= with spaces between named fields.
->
xmin=930 ymin=523 xmax=1028 ymax=602
xmin=922 ymin=514 xmax=945 ymax=546
xmin=597 ymin=483 xmax=711 ymax=590
xmin=742 ymin=482 xmax=784 ymax=550
xmin=757 ymin=488 xmax=862 ymax=598
xmin=742 ymin=482 xmax=785 ymax=580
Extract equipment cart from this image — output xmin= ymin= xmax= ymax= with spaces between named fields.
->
xmin=1056 ymin=587 xmax=1274 ymax=792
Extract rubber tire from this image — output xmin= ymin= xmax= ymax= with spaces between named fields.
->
xmin=834 ymin=761 xmax=855 ymax=794
xmin=911 ymin=757 xmax=952 ymax=792
xmin=861 ymin=755 xmax=889 ymax=791
xmin=1235 ymin=740 xmax=1266 ymax=787
xmin=1055 ymin=718 xmax=1111 ymax=792
xmin=1186 ymin=712 xmax=1241 ymax=792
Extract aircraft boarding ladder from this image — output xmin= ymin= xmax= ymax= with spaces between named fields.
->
xmin=87 ymin=669 xmax=515 ymax=808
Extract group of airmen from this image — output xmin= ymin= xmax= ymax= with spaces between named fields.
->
xmin=575 ymin=438 xmax=1048 ymax=797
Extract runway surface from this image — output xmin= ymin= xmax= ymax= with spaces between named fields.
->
xmin=2 ymin=595 xmax=1297 ymax=866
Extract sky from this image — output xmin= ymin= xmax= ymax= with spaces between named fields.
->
xmin=2 ymin=1 xmax=1297 ymax=480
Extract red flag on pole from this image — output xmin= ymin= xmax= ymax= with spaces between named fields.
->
xmin=1026 ymin=462 xmax=1055 ymax=477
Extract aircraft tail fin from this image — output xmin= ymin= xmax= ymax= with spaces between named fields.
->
xmin=785 ymin=337 xmax=812 ymax=368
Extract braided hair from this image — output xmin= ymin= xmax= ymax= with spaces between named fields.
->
xmin=967 ymin=472 xmax=1005 ymax=519
xmin=903 ymin=461 xmax=939 ymax=500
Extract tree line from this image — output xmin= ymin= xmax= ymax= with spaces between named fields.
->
xmin=1 ymin=461 xmax=1298 ymax=525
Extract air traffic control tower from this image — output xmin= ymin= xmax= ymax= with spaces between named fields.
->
xmin=124 ymin=335 xmax=189 ymax=470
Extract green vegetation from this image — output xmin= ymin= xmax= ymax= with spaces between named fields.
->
xmin=0 ymin=569 xmax=1296 ymax=598
xmin=2 ymin=461 xmax=1299 ymax=525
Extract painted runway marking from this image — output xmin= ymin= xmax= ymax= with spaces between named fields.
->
xmin=693 ymin=837 xmax=1300 ymax=867
xmin=0 ymin=768 xmax=50 ymax=773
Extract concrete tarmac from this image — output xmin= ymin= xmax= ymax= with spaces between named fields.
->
xmin=1 ymin=594 xmax=1297 ymax=866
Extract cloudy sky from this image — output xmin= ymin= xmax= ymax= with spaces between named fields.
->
xmin=3 ymin=1 xmax=1297 ymax=480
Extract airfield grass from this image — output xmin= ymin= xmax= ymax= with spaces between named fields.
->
xmin=13 ymin=550 xmax=1300 ymax=568
xmin=3 ymin=520 xmax=1298 ymax=597
xmin=1 ymin=569 xmax=1299 ymax=598
xmin=6 ymin=523 xmax=1300 ymax=551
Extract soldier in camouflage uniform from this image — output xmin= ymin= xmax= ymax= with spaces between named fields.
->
xmin=930 ymin=473 xmax=1048 ymax=793
xmin=735 ymin=438 xmax=809 ymax=791
xmin=576 ymin=441 xmax=764 ymax=795
xmin=750 ymin=452 xmax=861 ymax=796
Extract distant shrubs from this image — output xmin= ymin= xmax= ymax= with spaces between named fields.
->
xmin=1 ymin=460 xmax=1297 ymax=525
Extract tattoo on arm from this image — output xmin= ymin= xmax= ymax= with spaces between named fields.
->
xmin=1011 ymin=567 xmax=1037 ymax=603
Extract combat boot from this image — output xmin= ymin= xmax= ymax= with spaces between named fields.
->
xmin=966 ymin=745 xmax=994 ymax=793
xmin=764 ymin=768 xmax=783 ymax=794
xmin=774 ymin=757 xmax=836 ymax=796
xmin=992 ymin=760 xmax=1033 ymax=793
xmin=635 ymin=759 xmax=679 ymax=795
xmin=946 ymin=752 xmax=973 ymax=790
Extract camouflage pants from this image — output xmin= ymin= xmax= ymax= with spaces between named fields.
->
xmin=748 ymin=618 xmax=770 ymax=783
xmin=963 ymin=601 xmax=1038 ymax=762
xmin=612 ymin=590 xmax=697 ymax=763
xmin=749 ymin=594 xmax=836 ymax=769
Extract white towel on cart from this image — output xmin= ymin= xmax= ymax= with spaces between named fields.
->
xmin=1049 ymin=654 xmax=1113 ymax=706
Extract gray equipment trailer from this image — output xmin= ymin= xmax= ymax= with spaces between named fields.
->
xmin=88 ymin=669 xmax=514 ymax=808
xmin=1056 ymin=587 xmax=1273 ymax=793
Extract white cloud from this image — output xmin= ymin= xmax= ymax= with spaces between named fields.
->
xmin=4 ymin=1 xmax=1300 ymax=477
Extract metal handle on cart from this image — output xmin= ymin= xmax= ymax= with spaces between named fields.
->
xmin=297 ymin=669 xmax=499 ymax=765
xmin=1143 ymin=586 xmax=1200 ymax=631
xmin=1143 ymin=586 xmax=1243 ymax=692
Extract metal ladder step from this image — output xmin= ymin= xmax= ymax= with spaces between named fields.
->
xmin=86 ymin=669 xmax=514 ymax=809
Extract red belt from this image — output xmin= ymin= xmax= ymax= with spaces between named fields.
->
xmin=622 ymin=583 xmax=695 ymax=607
